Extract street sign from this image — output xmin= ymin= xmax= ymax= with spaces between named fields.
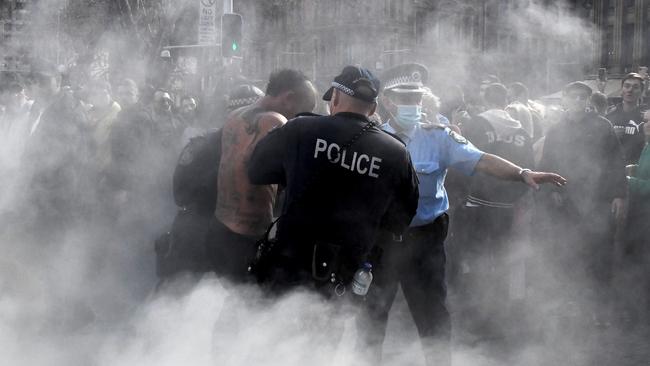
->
xmin=198 ymin=0 xmax=218 ymax=45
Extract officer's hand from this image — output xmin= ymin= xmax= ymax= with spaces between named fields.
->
xmin=611 ymin=197 xmax=627 ymax=226
xmin=522 ymin=171 xmax=567 ymax=190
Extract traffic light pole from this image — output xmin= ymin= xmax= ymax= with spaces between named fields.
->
xmin=224 ymin=0 xmax=233 ymax=13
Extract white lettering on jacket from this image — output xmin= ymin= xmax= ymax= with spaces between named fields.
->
xmin=486 ymin=132 xmax=526 ymax=147
xmin=314 ymin=138 xmax=381 ymax=178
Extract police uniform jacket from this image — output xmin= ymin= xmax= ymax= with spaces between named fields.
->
xmin=173 ymin=129 xmax=222 ymax=215
xmin=248 ymin=112 xmax=419 ymax=274
xmin=382 ymin=121 xmax=484 ymax=227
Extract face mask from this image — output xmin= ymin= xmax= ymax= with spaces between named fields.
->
xmin=395 ymin=105 xmax=422 ymax=129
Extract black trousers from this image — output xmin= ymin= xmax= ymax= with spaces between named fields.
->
xmin=204 ymin=217 xmax=259 ymax=283
xmin=359 ymin=214 xmax=450 ymax=366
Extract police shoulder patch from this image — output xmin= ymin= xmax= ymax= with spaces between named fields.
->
xmin=449 ymin=130 xmax=468 ymax=144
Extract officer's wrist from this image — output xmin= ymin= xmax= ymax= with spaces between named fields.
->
xmin=518 ymin=168 xmax=532 ymax=182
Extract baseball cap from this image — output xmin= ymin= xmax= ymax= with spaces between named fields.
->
xmin=322 ymin=66 xmax=380 ymax=103
xmin=563 ymin=81 xmax=592 ymax=96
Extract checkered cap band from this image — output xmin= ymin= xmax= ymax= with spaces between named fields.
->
xmin=383 ymin=71 xmax=423 ymax=91
xmin=227 ymin=96 xmax=260 ymax=108
xmin=332 ymin=81 xmax=355 ymax=96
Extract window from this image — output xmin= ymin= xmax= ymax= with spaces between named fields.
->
xmin=621 ymin=24 xmax=634 ymax=68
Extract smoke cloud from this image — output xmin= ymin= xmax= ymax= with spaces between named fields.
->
xmin=0 ymin=1 xmax=647 ymax=366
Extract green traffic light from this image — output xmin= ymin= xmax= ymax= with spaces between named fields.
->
xmin=232 ymin=42 xmax=238 ymax=51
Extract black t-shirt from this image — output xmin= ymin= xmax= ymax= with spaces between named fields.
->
xmin=248 ymin=112 xmax=419 ymax=272
xmin=605 ymin=103 xmax=647 ymax=164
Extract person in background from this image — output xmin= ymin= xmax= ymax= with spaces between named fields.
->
xmin=508 ymin=82 xmax=544 ymax=143
xmin=589 ymin=91 xmax=609 ymax=116
xmin=422 ymin=88 xmax=450 ymax=125
xmin=23 ymin=64 xmax=90 ymax=237
xmin=452 ymin=83 xmax=535 ymax=345
xmin=536 ymin=81 xmax=627 ymax=326
xmin=620 ymin=118 xmax=650 ymax=326
xmin=0 ymin=82 xmax=33 ymax=168
xmin=87 ymin=80 xmax=122 ymax=172
xmin=114 ymin=78 xmax=139 ymax=110
xmin=178 ymin=95 xmax=201 ymax=146
xmin=606 ymin=73 xmax=647 ymax=164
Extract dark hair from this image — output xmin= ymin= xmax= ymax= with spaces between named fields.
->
xmin=483 ymin=83 xmax=508 ymax=107
xmin=265 ymin=69 xmax=310 ymax=96
xmin=589 ymin=91 xmax=608 ymax=114
xmin=508 ymin=82 xmax=529 ymax=100
xmin=621 ymin=72 xmax=645 ymax=90
xmin=180 ymin=95 xmax=197 ymax=103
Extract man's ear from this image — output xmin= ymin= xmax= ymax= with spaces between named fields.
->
xmin=369 ymin=102 xmax=377 ymax=116
xmin=331 ymin=89 xmax=340 ymax=108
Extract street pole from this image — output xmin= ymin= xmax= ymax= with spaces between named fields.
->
xmin=224 ymin=0 xmax=233 ymax=13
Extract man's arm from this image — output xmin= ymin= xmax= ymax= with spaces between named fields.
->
xmin=474 ymin=153 xmax=567 ymax=190
xmin=381 ymin=151 xmax=419 ymax=236
xmin=248 ymin=121 xmax=292 ymax=185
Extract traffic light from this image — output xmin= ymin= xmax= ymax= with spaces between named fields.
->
xmin=221 ymin=13 xmax=242 ymax=58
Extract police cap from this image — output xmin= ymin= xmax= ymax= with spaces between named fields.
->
xmin=381 ymin=63 xmax=429 ymax=95
xmin=322 ymin=66 xmax=381 ymax=103
xmin=227 ymin=84 xmax=264 ymax=110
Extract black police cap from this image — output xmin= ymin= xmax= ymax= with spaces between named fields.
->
xmin=323 ymin=66 xmax=380 ymax=103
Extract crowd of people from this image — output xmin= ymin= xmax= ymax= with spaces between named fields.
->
xmin=0 ymin=58 xmax=648 ymax=365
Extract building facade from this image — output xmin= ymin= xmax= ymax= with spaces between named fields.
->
xmin=593 ymin=0 xmax=650 ymax=76
xmin=238 ymin=0 xmax=596 ymax=95
xmin=0 ymin=0 xmax=32 ymax=73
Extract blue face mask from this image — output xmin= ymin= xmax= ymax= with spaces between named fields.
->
xmin=394 ymin=105 xmax=422 ymax=129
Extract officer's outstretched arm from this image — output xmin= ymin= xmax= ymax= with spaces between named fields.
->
xmin=248 ymin=125 xmax=289 ymax=185
xmin=475 ymin=153 xmax=567 ymax=190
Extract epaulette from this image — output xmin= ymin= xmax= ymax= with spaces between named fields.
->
xmin=447 ymin=129 xmax=468 ymax=144
xmin=383 ymin=130 xmax=407 ymax=146
xmin=295 ymin=112 xmax=323 ymax=118
xmin=421 ymin=122 xmax=446 ymax=130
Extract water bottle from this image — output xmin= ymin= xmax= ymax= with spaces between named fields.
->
xmin=351 ymin=262 xmax=373 ymax=296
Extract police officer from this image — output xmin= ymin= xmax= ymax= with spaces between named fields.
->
xmin=361 ymin=63 xmax=566 ymax=366
xmin=247 ymin=66 xmax=419 ymax=295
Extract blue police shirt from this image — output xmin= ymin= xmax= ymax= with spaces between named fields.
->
xmin=383 ymin=122 xmax=484 ymax=227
